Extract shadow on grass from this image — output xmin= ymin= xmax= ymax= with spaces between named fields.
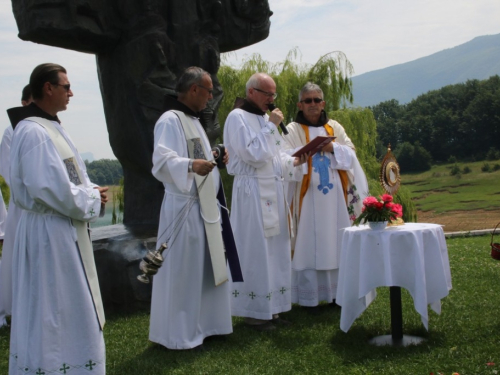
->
xmin=329 ymin=324 xmax=449 ymax=363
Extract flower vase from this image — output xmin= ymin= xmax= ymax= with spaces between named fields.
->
xmin=367 ymin=221 xmax=388 ymax=230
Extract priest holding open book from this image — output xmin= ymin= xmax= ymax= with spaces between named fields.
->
xmin=284 ymin=82 xmax=368 ymax=312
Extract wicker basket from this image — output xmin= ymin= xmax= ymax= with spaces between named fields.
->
xmin=491 ymin=222 xmax=500 ymax=260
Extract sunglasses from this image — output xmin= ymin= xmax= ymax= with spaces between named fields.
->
xmin=52 ymin=83 xmax=71 ymax=92
xmin=300 ymin=98 xmax=323 ymax=104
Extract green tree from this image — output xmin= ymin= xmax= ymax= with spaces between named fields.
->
xmin=370 ymin=75 xmax=500 ymax=162
xmin=219 ymin=49 xmax=354 ymax=130
xmin=86 ymin=159 xmax=123 ymax=185
xmin=370 ymin=99 xmax=404 ymax=156
xmin=329 ymin=107 xmax=379 ymax=179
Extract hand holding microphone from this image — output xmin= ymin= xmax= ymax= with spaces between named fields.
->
xmin=267 ymin=103 xmax=289 ymax=135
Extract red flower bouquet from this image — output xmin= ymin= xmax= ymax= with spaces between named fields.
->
xmin=352 ymin=194 xmax=403 ymax=226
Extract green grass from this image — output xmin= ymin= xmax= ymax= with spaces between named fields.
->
xmin=402 ymin=161 xmax=500 ymax=213
xmin=1 ymin=235 xmax=499 ymax=374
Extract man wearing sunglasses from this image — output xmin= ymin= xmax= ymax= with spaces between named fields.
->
xmin=223 ymin=73 xmax=308 ymax=331
xmin=284 ymin=82 xmax=368 ymax=313
xmin=6 ymin=63 xmax=107 ymax=374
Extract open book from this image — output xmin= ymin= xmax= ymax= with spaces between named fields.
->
xmin=292 ymin=136 xmax=336 ymax=157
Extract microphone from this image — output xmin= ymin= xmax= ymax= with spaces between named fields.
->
xmin=267 ymin=103 xmax=289 ymax=135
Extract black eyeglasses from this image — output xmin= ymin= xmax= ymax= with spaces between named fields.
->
xmin=300 ymin=98 xmax=323 ymax=104
xmin=253 ymin=87 xmax=278 ymax=100
xmin=52 ymin=83 xmax=71 ymax=92
xmin=197 ymin=84 xmax=213 ymax=95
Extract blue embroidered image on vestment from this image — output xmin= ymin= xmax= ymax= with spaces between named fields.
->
xmin=312 ymin=153 xmax=333 ymax=194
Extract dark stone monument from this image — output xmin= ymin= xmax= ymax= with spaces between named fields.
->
xmin=11 ymin=0 xmax=272 ymax=310
xmin=11 ymin=0 xmax=272 ymax=228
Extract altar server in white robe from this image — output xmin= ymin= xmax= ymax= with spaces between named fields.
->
xmin=0 ymin=85 xmax=33 ymax=323
xmin=284 ymin=82 xmax=368 ymax=310
xmin=224 ymin=73 xmax=307 ymax=331
xmin=150 ymin=67 xmax=242 ymax=350
xmin=8 ymin=63 xmax=107 ymax=375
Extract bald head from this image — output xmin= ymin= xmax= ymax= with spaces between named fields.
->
xmin=245 ymin=73 xmax=277 ymax=112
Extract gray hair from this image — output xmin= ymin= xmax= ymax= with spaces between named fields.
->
xmin=245 ymin=73 xmax=270 ymax=96
xmin=299 ymin=82 xmax=323 ymax=102
xmin=176 ymin=66 xmax=209 ymax=94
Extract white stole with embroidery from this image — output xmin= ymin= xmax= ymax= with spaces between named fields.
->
xmin=170 ymin=110 xmax=228 ymax=286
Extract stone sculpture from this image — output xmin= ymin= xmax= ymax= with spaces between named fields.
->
xmin=12 ymin=0 xmax=272 ymax=228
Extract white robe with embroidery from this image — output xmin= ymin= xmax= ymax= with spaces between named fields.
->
xmin=284 ymin=120 xmax=368 ymax=306
xmin=9 ymin=119 xmax=105 ymax=375
xmin=149 ymin=111 xmax=232 ymax=349
xmin=224 ymin=109 xmax=304 ymax=320
xmin=0 ymin=125 xmax=23 ymax=320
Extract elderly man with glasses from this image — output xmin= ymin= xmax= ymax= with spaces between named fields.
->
xmin=283 ymin=82 xmax=368 ymax=313
xmin=223 ymin=73 xmax=308 ymax=331
xmin=149 ymin=66 xmax=242 ymax=350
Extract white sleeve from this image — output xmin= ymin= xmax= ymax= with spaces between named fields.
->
xmin=151 ymin=113 xmax=195 ymax=193
xmin=15 ymin=123 xmax=101 ymax=222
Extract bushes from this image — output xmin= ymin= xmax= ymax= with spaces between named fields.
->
xmin=450 ymin=164 xmax=461 ymax=176
xmin=486 ymin=147 xmax=500 ymax=161
xmin=394 ymin=142 xmax=433 ymax=172
xmin=481 ymin=163 xmax=491 ymax=172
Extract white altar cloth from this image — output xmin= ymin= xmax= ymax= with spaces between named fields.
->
xmin=337 ymin=223 xmax=452 ymax=332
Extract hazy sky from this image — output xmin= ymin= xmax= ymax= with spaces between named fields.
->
xmin=1 ymin=0 xmax=499 ymax=160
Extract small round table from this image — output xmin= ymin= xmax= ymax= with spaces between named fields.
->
xmin=336 ymin=223 xmax=452 ymax=346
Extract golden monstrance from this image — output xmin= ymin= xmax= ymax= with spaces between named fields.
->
xmin=380 ymin=144 xmax=404 ymax=225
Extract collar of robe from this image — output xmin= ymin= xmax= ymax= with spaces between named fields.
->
xmin=237 ymin=98 xmax=266 ymax=116
xmin=7 ymin=102 xmax=61 ymax=129
xmin=295 ymin=110 xmax=329 ymax=127
xmin=165 ymin=95 xmax=200 ymax=118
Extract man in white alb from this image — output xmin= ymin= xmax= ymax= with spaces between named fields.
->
xmin=7 ymin=63 xmax=107 ymax=374
xmin=284 ymin=82 xmax=367 ymax=311
xmin=224 ymin=73 xmax=307 ymax=331
xmin=150 ymin=66 xmax=242 ymax=350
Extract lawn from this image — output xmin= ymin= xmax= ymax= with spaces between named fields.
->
xmin=402 ymin=161 xmax=500 ymax=213
xmin=1 ymin=235 xmax=498 ymax=374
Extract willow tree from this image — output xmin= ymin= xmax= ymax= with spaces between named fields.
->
xmin=218 ymin=48 xmax=353 ymax=126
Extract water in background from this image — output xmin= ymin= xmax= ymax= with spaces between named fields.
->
xmin=93 ymin=201 xmax=118 ymax=228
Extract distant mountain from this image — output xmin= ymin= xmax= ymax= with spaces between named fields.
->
xmin=351 ymin=33 xmax=500 ymax=107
